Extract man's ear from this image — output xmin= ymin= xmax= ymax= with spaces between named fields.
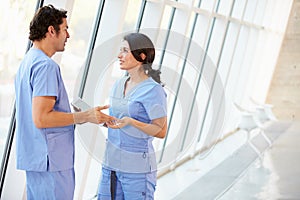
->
xmin=140 ymin=53 xmax=146 ymax=61
xmin=48 ymin=26 xmax=56 ymax=36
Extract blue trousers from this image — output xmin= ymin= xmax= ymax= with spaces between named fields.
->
xmin=97 ymin=167 xmax=156 ymax=200
xmin=26 ymin=168 xmax=75 ymax=200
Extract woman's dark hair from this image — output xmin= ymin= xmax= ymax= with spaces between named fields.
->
xmin=29 ymin=5 xmax=67 ymax=41
xmin=124 ymin=33 xmax=163 ymax=85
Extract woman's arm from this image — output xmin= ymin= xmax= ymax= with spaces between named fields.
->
xmin=106 ymin=116 xmax=167 ymax=138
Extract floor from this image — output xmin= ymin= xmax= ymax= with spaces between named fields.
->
xmin=219 ymin=120 xmax=300 ymax=200
xmin=156 ymin=120 xmax=300 ymax=200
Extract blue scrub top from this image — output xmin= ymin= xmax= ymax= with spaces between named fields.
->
xmin=14 ymin=48 xmax=74 ymax=172
xmin=103 ymin=76 xmax=167 ymax=173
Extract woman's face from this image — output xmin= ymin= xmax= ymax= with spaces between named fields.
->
xmin=118 ymin=40 xmax=142 ymax=71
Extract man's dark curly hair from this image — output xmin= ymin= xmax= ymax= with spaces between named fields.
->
xmin=29 ymin=4 xmax=67 ymax=41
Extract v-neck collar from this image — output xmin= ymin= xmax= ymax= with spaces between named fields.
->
xmin=122 ymin=76 xmax=151 ymax=98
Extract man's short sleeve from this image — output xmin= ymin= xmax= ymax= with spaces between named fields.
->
xmin=31 ymin=60 xmax=59 ymax=97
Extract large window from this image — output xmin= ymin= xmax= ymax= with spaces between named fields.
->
xmin=0 ymin=0 xmax=36 ymax=173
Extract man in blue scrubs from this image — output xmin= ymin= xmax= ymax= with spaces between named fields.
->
xmin=14 ymin=5 xmax=115 ymax=199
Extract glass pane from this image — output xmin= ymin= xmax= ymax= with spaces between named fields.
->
xmin=201 ymin=0 xmax=216 ymax=12
xmin=253 ymin=0 xmax=267 ymax=26
xmin=122 ymin=0 xmax=143 ymax=31
xmin=207 ymin=18 xmax=227 ymax=64
xmin=244 ymin=0 xmax=258 ymax=23
xmin=0 ymin=1 xmax=38 ymax=199
xmin=193 ymin=0 xmax=201 ymax=7
xmin=192 ymin=13 xmax=211 ymax=49
xmin=160 ymin=5 xmax=173 ymax=30
xmin=217 ymin=0 xmax=234 ymax=16
xmin=0 ymin=0 xmax=36 ymax=170
xmin=218 ymin=22 xmax=239 ymax=85
xmin=54 ymin=0 xmax=100 ymax=99
xmin=231 ymin=0 xmax=247 ymax=19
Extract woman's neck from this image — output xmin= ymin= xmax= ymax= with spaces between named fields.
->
xmin=127 ymin=66 xmax=148 ymax=83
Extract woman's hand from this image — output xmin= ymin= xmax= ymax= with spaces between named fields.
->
xmin=106 ymin=116 xmax=167 ymax=138
xmin=106 ymin=116 xmax=132 ymax=129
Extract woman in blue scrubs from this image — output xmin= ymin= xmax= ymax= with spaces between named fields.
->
xmin=97 ymin=33 xmax=168 ymax=200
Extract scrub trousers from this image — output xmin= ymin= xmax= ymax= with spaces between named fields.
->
xmin=97 ymin=167 xmax=156 ymax=200
xmin=25 ymin=168 xmax=75 ymax=200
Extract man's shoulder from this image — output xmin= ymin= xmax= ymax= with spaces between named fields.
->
xmin=27 ymin=48 xmax=50 ymax=62
xmin=26 ymin=49 xmax=58 ymax=70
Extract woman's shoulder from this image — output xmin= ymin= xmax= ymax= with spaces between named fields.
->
xmin=145 ymin=77 xmax=165 ymax=91
xmin=138 ymin=78 xmax=166 ymax=96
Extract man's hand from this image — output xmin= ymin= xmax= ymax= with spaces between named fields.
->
xmin=74 ymin=105 xmax=115 ymax=124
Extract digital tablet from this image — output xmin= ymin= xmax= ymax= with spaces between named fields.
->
xmin=71 ymin=97 xmax=91 ymax=111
